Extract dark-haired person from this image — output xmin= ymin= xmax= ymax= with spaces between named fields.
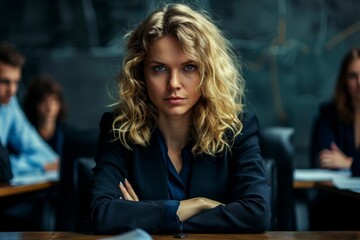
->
xmin=310 ymin=48 xmax=360 ymax=230
xmin=0 ymin=43 xmax=59 ymax=230
xmin=311 ymin=48 xmax=360 ymax=176
xmin=23 ymin=75 xmax=67 ymax=156
xmin=0 ymin=43 xmax=59 ymax=177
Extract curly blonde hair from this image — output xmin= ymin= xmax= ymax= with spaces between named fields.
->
xmin=113 ymin=3 xmax=245 ymax=155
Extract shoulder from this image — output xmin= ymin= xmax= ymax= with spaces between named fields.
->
xmin=238 ymin=111 xmax=260 ymax=138
xmin=228 ymin=111 xmax=260 ymax=147
xmin=5 ymin=97 xmax=28 ymax=123
xmin=315 ymin=101 xmax=344 ymax=125
xmin=318 ymin=101 xmax=337 ymax=117
xmin=240 ymin=111 xmax=259 ymax=129
xmin=99 ymin=112 xmax=117 ymax=131
xmin=100 ymin=111 xmax=116 ymax=123
xmin=1 ymin=97 xmax=20 ymax=111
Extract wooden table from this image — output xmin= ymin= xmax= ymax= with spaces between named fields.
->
xmin=0 ymin=181 xmax=58 ymax=197
xmin=0 ymin=231 xmax=359 ymax=240
xmin=293 ymin=180 xmax=333 ymax=189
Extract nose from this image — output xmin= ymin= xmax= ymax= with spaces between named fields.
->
xmin=168 ymin=70 xmax=181 ymax=90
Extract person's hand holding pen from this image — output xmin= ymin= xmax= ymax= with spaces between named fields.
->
xmin=119 ymin=179 xmax=225 ymax=221
xmin=319 ymin=142 xmax=353 ymax=169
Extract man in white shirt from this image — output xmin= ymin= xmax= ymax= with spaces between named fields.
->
xmin=0 ymin=43 xmax=59 ymax=178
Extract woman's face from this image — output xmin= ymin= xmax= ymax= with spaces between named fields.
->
xmin=37 ymin=94 xmax=61 ymax=122
xmin=144 ymin=35 xmax=201 ymax=120
xmin=346 ymin=59 xmax=360 ymax=102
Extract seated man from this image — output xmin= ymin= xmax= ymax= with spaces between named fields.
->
xmin=0 ymin=43 xmax=60 ymax=231
xmin=0 ymin=42 xmax=59 ymax=178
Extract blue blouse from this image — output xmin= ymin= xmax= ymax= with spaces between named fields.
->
xmin=156 ymin=130 xmax=192 ymax=232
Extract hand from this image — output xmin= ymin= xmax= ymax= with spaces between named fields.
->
xmin=319 ymin=143 xmax=353 ymax=169
xmin=44 ymin=159 xmax=59 ymax=172
xmin=119 ymin=178 xmax=139 ymax=201
xmin=177 ymin=197 xmax=224 ymax=221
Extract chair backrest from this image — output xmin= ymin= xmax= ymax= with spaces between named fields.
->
xmin=264 ymin=158 xmax=277 ymax=230
xmin=57 ymin=128 xmax=98 ymax=231
xmin=259 ymin=127 xmax=295 ymax=231
xmin=74 ymin=157 xmax=96 ymax=232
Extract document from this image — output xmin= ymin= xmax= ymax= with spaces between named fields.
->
xmin=294 ymin=169 xmax=351 ymax=181
xmin=99 ymin=229 xmax=152 ymax=240
xmin=294 ymin=169 xmax=360 ymax=193
xmin=333 ymin=177 xmax=360 ymax=193
xmin=10 ymin=170 xmax=59 ymax=185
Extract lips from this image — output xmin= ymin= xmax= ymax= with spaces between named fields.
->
xmin=164 ymin=96 xmax=185 ymax=104
xmin=165 ymin=96 xmax=185 ymax=100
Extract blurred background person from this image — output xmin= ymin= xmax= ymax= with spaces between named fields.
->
xmin=311 ymin=48 xmax=360 ymax=177
xmin=0 ymin=42 xmax=59 ymax=177
xmin=0 ymin=42 xmax=59 ymax=231
xmin=309 ymin=48 xmax=360 ymax=231
xmin=23 ymin=75 xmax=67 ymax=156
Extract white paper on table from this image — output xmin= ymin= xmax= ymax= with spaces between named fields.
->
xmin=333 ymin=177 xmax=360 ymax=192
xmin=294 ymin=169 xmax=351 ymax=182
xmin=10 ymin=170 xmax=59 ymax=186
xmin=99 ymin=229 xmax=152 ymax=240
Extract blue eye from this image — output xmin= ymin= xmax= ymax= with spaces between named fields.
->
xmin=153 ymin=65 xmax=166 ymax=72
xmin=183 ymin=64 xmax=197 ymax=72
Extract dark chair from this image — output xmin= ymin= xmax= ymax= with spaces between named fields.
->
xmin=264 ymin=158 xmax=277 ymax=231
xmin=57 ymin=128 xmax=98 ymax=231
xmin=74 ymin=157 xmax=96 ymax=231
xmin=259 ymin=127 xmax=295 ymax=231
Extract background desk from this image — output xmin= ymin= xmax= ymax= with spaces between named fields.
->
xmin=0 ymin=181 xmax=58 ymax=231
xmin=0 ymin=181 xmax=57 ymax=197
xmin=0 ymin=232 xmax=360 ymax=240
xmin=293 ymin=170 xmax=360 ymax=231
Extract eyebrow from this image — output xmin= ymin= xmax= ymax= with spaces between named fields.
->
xmin=0 ymin=78 xmax=19 ymax=84
xmin=147 ymin=60 xmax=197 ymax=65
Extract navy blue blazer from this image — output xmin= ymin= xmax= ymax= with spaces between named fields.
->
xmin=90 ymin=112 xmax=271 ymax=234
xmin=310 ymin=102 xmax=360 ymax=176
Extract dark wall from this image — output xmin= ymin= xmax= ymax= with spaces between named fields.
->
xmin=1 ymin=0 xmax=360 ymax=167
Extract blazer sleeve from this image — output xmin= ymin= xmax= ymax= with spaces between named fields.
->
xmin=90 ymin=113 xmax=169 ymax=234
xmin=183 ymin=113 xmax=271 ymax=233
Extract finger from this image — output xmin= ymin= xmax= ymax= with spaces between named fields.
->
xmin=319 ymin=149 xmax=332 ymax=157
xmin=319 ymin=151 xmax=336 ymax=159
xmin=124 ymin=178 xmax=139 ymax=201
xmin=320 ymin=161 xmax=331 ymax=168
xmin=320 ymin=158 xmax=332 ymax=168
xmin=119 ymin=182 xmax=134 ymax=201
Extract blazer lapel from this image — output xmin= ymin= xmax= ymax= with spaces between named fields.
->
xmin=132 ymin=136 xmax=169 ymax=200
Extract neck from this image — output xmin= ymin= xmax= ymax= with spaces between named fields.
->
xmin=158 ymin=115 xmax=191 ymax=152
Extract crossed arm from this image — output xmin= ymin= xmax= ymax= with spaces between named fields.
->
xmin=119 ymin=178 xmax=224 ymax=222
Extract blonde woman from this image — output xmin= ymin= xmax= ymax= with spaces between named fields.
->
xmin=91 ymin=3 xmax=270 ymax=234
